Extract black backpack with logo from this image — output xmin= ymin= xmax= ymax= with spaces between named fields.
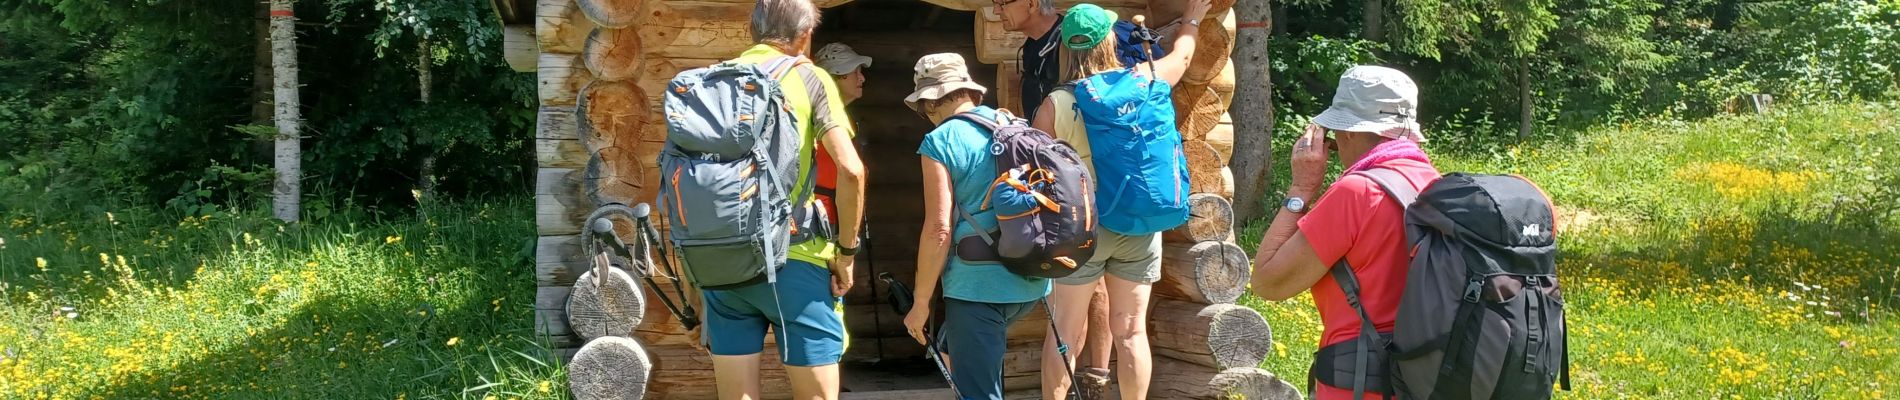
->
xmin=1314 ymin=169 xmax=1570 ymax=400
xmin=948 ymin=110 xmax=1097 ymax=279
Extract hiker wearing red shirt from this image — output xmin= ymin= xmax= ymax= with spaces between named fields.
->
xmin=1247 ymin=66 xmax=1439 ymax=400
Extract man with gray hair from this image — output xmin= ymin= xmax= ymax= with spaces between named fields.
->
xmin=700 ymin=1 xmax=866 ymax=399
xmin=995 ymin=0 xmax=1063 ymax=120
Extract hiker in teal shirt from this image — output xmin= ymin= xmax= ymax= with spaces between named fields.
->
xmin=900 ymin=53 xmax=1051 ymax=400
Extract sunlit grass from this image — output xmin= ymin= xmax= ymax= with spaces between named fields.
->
xmin=1242 ymin=101 xmax=1900 ymax=398
xmin=0 ymin=199 xmax=564 ymax=399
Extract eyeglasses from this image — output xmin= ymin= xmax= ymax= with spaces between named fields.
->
xmin=992 ymin=0 xmax=1022 ymax=7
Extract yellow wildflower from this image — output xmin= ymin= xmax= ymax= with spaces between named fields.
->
xmin=385 ymin=235 xmax=403 ymax=245
xmin=445 ymin=337 xmax=461 ymax=347
xmin=539 ymin=380 xmax=552 ymax=393
xmin=36 ymin=257 xmax=47 ymax=271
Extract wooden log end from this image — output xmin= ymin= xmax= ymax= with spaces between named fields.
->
xmin=577 ymin=0 xmax=645 ymax=29
xmin=1153 ymin=358 xmax=1302 ymax=400
xmin=1164 ymin=193 xmax=1234 ymax=243
xmin=569 ymin=336 xmax=653 ymax=400
xmin=579 ymin=79 xmax=650 ymax=152
xmin=568 ymin=266 xmax=648 ymax=341
xmin=1158 ymin=240 xmax=1251 ymax=304
xmin=584 ymin=27 xmax=644 ymax=81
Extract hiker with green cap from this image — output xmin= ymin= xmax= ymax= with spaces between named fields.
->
xmin=1030 ymin=2 xmax=1210 ymax=400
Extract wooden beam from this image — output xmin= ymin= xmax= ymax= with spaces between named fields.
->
xmin=1150 ymin=358 xmax=1302 ymax=400
xmin=1156 ymin=240 xmax=1251 ymax=304
xmin=535 ymin=168 xmax=588 ymax=236
xmin=537 ymin=0 xmax=597 ymax=54
xmin=1149 ymin=300 xmax=1272 ymax=369
xmin=504 ymin=25 xmax=538 ymax=72
xmin=539 ymin=53 xmax=593 ymax=106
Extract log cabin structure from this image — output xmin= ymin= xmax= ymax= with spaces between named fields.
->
xmin=495 ymin=0 xmax=1297 ymax=397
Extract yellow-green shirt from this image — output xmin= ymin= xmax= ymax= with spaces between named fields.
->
xmin=730 ymin=44 xmax=856 ymax=268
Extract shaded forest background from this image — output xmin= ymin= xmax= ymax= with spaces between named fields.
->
xmin=1 ymin=0 xmax=1894 ymax=217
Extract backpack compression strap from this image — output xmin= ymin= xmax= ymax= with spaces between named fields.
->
xmin=1320 ymin=167 xmax=1420 ymax=400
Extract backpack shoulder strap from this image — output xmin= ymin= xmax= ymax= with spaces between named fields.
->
xmin=1326 ymin=166 xmax=1417 ymax=400
xmin=1350 ymin=167 xmax=1420 ymax=209
xmin=948 ymin=111 xmax=1006 ymax=133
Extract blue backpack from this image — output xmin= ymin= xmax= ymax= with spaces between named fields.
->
xmin=1072 ymin=69 xmax=1191 ymax=235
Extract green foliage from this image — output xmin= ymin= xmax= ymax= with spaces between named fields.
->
xmin=1242 ymin=102 xmax=1900 ymax=398
xmin=0 ymin=0 xmax=534 ymax=218
xmin=0 ymin=198 xmax=563 ymax=399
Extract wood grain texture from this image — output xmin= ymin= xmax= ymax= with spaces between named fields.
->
xmin=1163 ymin=193 xmax=1234 ymax=243
xmin=538 ymin=0 xmax=598 ymax=53
xmin=577 ymin=0 xmax=643 ymax=28
xmin=540 ymin=53 xmax=594 ymax=106
xmin=568 ymin=265 xmax=648 ymax=341
xmin=568 ymin=336 xmax=652 ymax=400
xmin=1156 ymin=240 xmax=1251 ymax=304
xmin=1149 ymin=300 xmax=1272 ymax=369
xmin=1150 ymin=358 xmax=1302 ymax=400
xmin=584 ymin=27 xmax=644 ymax=81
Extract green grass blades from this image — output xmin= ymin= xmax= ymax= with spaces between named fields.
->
xmin=0 ymin=199 xmax=567 ymax=399
xmin=1241 ymin=101 xmax=1900 ymax=399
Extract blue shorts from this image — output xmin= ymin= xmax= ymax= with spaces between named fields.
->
xmin=701 ymin=260 xmax=846 ymax=367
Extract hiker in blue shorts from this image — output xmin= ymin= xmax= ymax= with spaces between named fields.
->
xmin=698 ymin=0 xmax=867 ymax=399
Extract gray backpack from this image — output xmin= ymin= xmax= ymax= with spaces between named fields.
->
xmin=1314 ymin=169 xmax=1570 ymax=400
xmin=658 ymin=56 xmax=825 ymax=289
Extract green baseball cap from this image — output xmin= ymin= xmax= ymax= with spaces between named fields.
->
xmin=1060 ymin=4 xmax=1117 ymax=50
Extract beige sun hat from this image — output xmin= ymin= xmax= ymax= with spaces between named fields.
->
xmin=905 ymin=53 xmax=988 ymax=113
xmin=815 ymin=43 xmax=873 ymax=76
xmin=1313 ymin=65 xmax=1426 ymax=142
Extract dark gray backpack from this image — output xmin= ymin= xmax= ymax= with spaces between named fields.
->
xmin=658 ymin=56 xmax=825 ymax=289
xmin=948 ymin=110 xmax=1097 ymax=279
xmin=1314 ymin=169 xmax=1570 ymax=400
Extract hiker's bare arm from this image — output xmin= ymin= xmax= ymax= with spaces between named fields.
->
xmin=1032 ymin=99 xmax=1058 ymax=138
xmin=1252 ymin=222 xmax=1327 ymax=301
xmin=1252 ymin=123 xmax=1331 ymax=300
xmin=823 ymin=127 xmax=865 ymax=249
xmin=1144 ymin=0 xmax=1211 ymax=86
xmin=907 ymin=158 xmax=955 ymax=344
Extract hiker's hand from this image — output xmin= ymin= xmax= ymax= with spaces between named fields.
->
xmin=1184 ymin=0 xmax=1212 ymax=23
xmin=904 ymin=306 xmax=931 ymax=345
xmin=829 ymin=255 xmax=855 ymax=297
xmin=1291 ymin=123 xmax=1330 ymax=192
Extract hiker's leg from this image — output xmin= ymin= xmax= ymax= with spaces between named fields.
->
xmin=941 ymin=298 xmax=1037 ymax=400
xmin=771 ymin=260 xmax=848 ymax=400
xmin=703 ymin=286 xmax=771 ymax=400
xmin=1102 ymin=231 xmax=1162 ymax=400
xmin=712 ymin=354 xmax=764 ymax=400
xmin=1105 ymin=275 xmax=1155 ymax=400
xmin=1042 ymin=280 xmax=1097 ymax=400
xmin=785 ymin=364 xmax=841 ymax=400
xmin=1080 ymin=280 xmax=1114 ymax=397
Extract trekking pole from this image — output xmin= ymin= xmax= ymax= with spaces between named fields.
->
xmin=863 ymin=224 xmax=886 ymax=362
xmin=590 ymin=204 xmax=701 ymax=330
xmin=1043 ymin=297 xmax=1087 ymax=399
xmin=881 ymin=272 xmax=961 ymax=399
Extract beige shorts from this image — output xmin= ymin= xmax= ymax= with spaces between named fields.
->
xmin=1053 ymin=229 xmax=1162 ymax=285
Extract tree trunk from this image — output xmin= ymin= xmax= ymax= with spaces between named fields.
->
xmin=418 ymin=38 xmax=438 ymax=201
xmin=1362 ymin=0 xmax=1383 ymax=42
xmin=1518 ymin=54 xmax=1533 ymax=141
xmin=250 ymin=0 xmax=274 ymax=163
xmin=270 ymin=0 xmax=301 ymax=223
xmin=1229 ymin=0 xmax=1274 ymax=222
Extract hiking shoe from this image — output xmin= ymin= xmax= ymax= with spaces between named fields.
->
xmin=1076 ymin=367 xmax=1111 ymax=400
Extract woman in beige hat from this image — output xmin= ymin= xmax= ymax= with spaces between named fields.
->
xmin=899 ymin=52 xmax=1051 ymax=400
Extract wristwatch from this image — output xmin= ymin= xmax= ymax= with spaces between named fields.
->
xmin=1284 ymin=197 xmax=1309 ymax=214
xmin=837 ymin=243 xmax=861 ymax=257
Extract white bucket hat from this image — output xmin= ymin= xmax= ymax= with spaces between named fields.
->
xmin=815 ymin=43 xmax=873 ymax=76
xmin=1313 ymin=65 xmax=1426 ymax=142
xmin=905 ymin=53 xmax=988 ymax=113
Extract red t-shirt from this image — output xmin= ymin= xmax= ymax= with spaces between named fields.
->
xmin=813 ymin=143 xmax=840 ymax=225
xmin=1296 ymin=158 xmax=1440 ymax=400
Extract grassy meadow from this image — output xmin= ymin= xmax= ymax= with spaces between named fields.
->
xmin=1244 ymin=101 xmax=1900 ymax=399
xmin=2 ymin=102 xmax=1897 ymax=399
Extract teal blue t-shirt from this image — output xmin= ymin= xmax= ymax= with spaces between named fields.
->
xmin=916 ymin=106 xmax=1052 ymax=304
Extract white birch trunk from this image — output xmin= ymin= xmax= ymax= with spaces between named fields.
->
xmin=270 ymin=0 xmax=302 ymax=222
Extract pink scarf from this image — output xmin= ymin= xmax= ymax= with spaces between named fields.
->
xmin=1343 ymin=139 xmax=1432 ymax=175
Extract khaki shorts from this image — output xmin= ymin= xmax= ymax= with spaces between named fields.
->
xmin=1053 ymin=230 xmax=1162 ymax=285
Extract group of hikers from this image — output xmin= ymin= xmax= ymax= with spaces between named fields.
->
xmin=647 ymin=0 xmax=1569 ymax=399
